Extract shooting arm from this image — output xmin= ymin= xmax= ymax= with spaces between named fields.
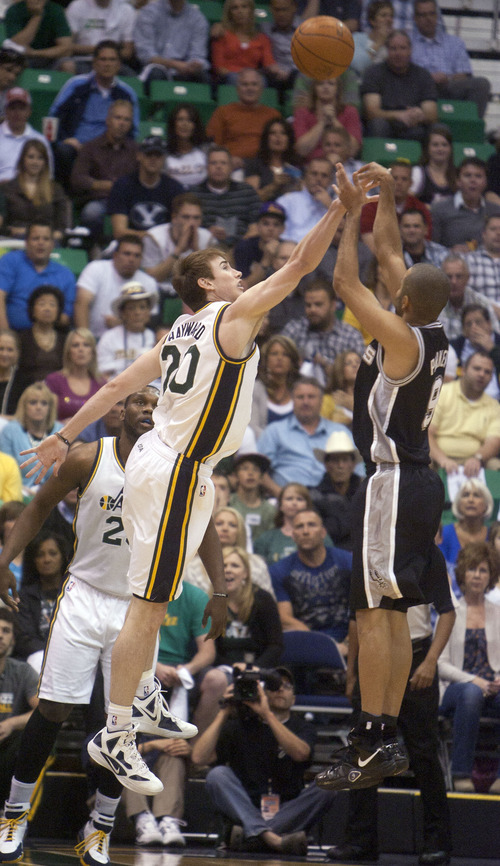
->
xmin=358 ymin=163 xmax=406 ymax=301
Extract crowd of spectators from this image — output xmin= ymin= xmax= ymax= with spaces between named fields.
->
xmin=0 ymin=0 xmax=500 ymax=856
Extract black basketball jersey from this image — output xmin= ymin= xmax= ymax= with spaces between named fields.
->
xmin=353 ymin=322 xmax=448 ymax=470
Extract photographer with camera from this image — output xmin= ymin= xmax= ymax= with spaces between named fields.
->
xmin=191 ymin=666 xmax=337 ymax=855
xmin=197 ymin=545 xmax=283 ymax=728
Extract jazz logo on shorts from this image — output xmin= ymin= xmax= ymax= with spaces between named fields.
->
xmin=200 ymin=484 xmax=207 ymax=497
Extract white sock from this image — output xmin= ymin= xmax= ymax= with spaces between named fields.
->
xmin=94 ymin=790 xmax=120 ymax=819
xmin=7 ymin=779 xmax=35 ymax=811
xmin=136 ymin=669 xmax=155 ymax=700
xmin=106 ymin=702 xmax=132 ymax=731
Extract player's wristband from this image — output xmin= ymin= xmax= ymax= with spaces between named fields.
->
xmin=55 ymin=431 xmax=71 ymax=448
xmin=212 ymin=592 xmax=228 ymax=598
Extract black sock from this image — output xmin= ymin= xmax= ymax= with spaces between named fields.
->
xmin=351 ymin=712 xmax=383 ymax=749
xmin=14 ymin=708 xmax=62 ymax=783
xmin=95 ymin=766 xmax=124 ymax=800
xmin=381 ymin=714 xmax=398 ymax=741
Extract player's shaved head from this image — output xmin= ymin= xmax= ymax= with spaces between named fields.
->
xmin=402 ymin=263 xmax=450 ymax=322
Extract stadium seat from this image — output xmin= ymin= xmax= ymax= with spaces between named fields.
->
xmin=216 ymin=83 xmax=280 ymax=109
xmin=280 ymin=630 xmax=351 ymax=715
xmin=139 ymin=120 xmax=167 ymax=140
xmin=361 ymin=137 xmax=422 ymax=166
xmin=191 ymin=0 xmax=224 ymax=23
xmin=119 ymin=75 xmax=150 ymax=121
xmin=438 ymin=100 xmax=485 ymax=144
xmin=453 ymin=141 xmax=495 ymax=164
xmin=149 ymin=80 xmax=216 ymax=126
xmin=18 ymin=69 xmax=72 ymax=133
xmin=49 ymin=248 xmax=88 ymax=277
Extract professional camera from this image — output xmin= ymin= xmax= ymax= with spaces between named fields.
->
xmin=232 ymin=666 xmax=283 ymax=702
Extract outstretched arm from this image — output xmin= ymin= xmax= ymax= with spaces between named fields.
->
xmin=20 ymin=342 xmax=163 ymax=482
xmin=220 ymin=197 xmax=346 ymax=355
xmin=355 ymin=162 xmax=406 ymax=301
xmin=333 ymin=165 xmax=419 ymax=378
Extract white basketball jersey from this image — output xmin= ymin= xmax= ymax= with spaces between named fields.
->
xmin=69 ymin=437 xmax=131 ymax=599
xmin=153 ymin=302 xmax=259 ymax=466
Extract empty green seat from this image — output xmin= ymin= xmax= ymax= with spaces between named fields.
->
xmin=361 ymin=137 xmax=422 ymax=166
xmin=149 ymin=81 xmax=216 ymax=126
xmin=49 ymin=248 xmax=88 ymax=277
xmin=453 ymin=141 xmax=495 ymax=165
xmin=437 ymin=100 xmax=485 ymax=144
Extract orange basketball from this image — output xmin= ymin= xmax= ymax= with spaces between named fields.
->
xmin=291 ymin=16 xmax=354 ymax=80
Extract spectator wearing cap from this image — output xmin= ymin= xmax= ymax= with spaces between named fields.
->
xmin=107 ymin=136 xmax=184 ymax=240
xmin=234 ymin=202 xmax=286 ymax=290
xmin=360 ymin=159 xmax=431 ymax=254
xmin=229 ymin=453 xmax=276 ymax=547
xmin=0 ymin=88 xmax=53 ymax=182
xmin=4 ymin=0 xmax=73 ymax=71
xmin=257 ymin=375 xmax=354 ymax=497
xmin=74 ymin=234 xmax=158 ymax=338
xmin=135 ymin=0 xmax=210 ymax=90
xmin=141 ymin=192 xmax=212 ymax=304
xmin=48 ymin=40 xmax=140 ymax=187
xmin=206 ymin=69 xmax=282 ymax=166
xmin=96 ymin=282 xmax=157 ymax=379
xmin=280 ymin=278 xmax=365 ymax=388
xmin=70 ymin=99 xmax=139 ymax=243
xmin=0 ymin=49 xmax=25 ymax=120
xmin=310 ymin=430 xmax=362 ymax=551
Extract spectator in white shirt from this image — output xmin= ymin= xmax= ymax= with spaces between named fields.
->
xmin=0 ymin=88 xmax=53 ymax=181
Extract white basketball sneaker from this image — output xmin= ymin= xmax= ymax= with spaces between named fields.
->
xmin=0 ymin=807 xmax=29 ymax=863
xmin=87 ymin=725 xmax=163 ymax=795
xmin=132 ymin=679 xmax=198 ymax=739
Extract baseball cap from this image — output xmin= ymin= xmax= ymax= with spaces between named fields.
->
xmin=259 ymin=201 xmax=286 ymax=221
xmin=111 ymin=281 xmax=159 ymax=315
xmin=140 ymin=135 xmax=167 ymax=154
xmin=6 ymin=87 xmax=31 ymax=107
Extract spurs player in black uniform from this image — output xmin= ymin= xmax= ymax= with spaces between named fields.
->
xmin=316 ymin=163 xmax=453 ymax=791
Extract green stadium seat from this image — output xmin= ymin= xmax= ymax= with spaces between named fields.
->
xmin=149 ymin=81 xmax=216 ymax=126
xmin=49 ymin=248 xmax=88 ymax=277
xmin=453 ymin=141 xmax=495 ymax=165
xmin=119 ymin=75 xmax=150 ymax=121
xmin=437 ymin=100 xmax=485 ymax=144
xmin=139 ymin=120 xmax=167 ymax=140
xmin=191 ymin=0 xmax=224 ymax=23
xmin=216 ymin=83 xmax=279 ymax=109
xmin=361 ymin=137 xmax=422 ymax=166
xmin=18 ymin=69 xmax=72 ymax=132
xmin=254 ymin=4 xmax=271 ymax=21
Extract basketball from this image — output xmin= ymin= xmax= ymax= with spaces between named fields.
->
xmin=291 ymin=16 xmax=354 ymax=80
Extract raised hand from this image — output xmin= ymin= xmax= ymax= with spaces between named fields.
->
xmin=333 ymin=163 xmax=369 ymax=213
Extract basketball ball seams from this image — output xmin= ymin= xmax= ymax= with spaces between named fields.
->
xmin=291 ymin=16 xmax=354 ymax=79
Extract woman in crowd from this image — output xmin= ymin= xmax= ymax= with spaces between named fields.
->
xmin=0 ymin=501 xmax=26 ymax=591
xmin=0 ymin=329 xmax=24 ymax=417
xmin=0 ymin=382 xmax=61 ymax=490
xmin=0 ymin=140 xmax=69 ymax=243
xmin=214 ymin=545 xmax=283 ymax=668
xmin=46 ymin=328 xmax=104 ymax=421
xmin=439 ymin=541 xmax=500 ymax=792
xmin=254 ymin=482 xmax=312 ymax=564
xmin=17 ymin=286 xmax=66 ymax=391
xmin=15 ymin=531 xmax=71 ymax=672
xmin=439 ymin=480 xmax=493 ymax=583
xmin=211 ymin=0 xmax=276 ymax=83
xmin=184 ymin=506 xmax=274 ymax=596
xmin=351 ymin=0 xmax=394 ymax=80
xmin=250 ymin=335 xmax=300 ymax=439
xmin=321 ymin=350 xmax=362 ymax=428
xmin=293 ymin=78 xmax=362 ymax=162
xmin=411 ymin=124 xmax=457 ymax=205
xmin=164 ymin=104 xmax=209 ymax=189
xmin=244 ymin=118 xmax=301 ymax=202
